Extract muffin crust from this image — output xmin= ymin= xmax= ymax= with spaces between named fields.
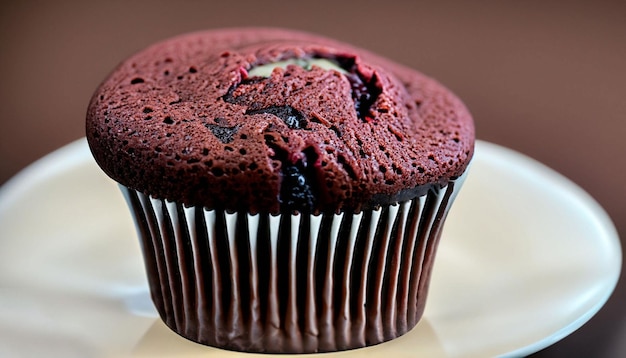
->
xmin=86 ymin=28 xmax=474 ymax=214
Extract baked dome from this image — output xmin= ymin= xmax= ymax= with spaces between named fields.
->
xmin=86 ymin=28 xmax=474 ymax=214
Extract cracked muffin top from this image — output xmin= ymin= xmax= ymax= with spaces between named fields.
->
xmin=86 ymin=28 xmax=474 ymax=214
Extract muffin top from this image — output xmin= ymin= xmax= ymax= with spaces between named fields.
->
xmin=86 ymin=28 xmax=474 ymax=214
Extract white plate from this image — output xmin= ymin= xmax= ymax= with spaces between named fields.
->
xmin=0 ymin=139 xmax=620 ymax=358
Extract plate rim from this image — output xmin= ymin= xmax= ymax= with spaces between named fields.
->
xmin=470 ymin=143 xmax=622 ymax=357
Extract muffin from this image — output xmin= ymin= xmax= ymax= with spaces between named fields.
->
xmin=86 ymin=28 xmax=474 ymax=353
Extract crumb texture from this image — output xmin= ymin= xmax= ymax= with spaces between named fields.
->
xmin=86 ymin=28 xmax=474 ymax=213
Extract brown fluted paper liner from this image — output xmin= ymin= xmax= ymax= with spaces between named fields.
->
xmin=120 ymin=175 xmax=464 ymax=353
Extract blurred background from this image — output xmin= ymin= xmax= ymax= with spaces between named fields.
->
xmin=1 ymin=0 xmax=624 ymax=356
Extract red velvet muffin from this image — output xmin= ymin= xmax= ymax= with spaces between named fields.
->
xmin=86 ymin=28 xmax=474 ymax=353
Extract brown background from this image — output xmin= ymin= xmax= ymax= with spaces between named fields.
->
xmin=1 ymin=0 xmax=624 ymax=356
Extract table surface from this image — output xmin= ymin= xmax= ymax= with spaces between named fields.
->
xmin=1 ymin=1 xmax=624 ymax=356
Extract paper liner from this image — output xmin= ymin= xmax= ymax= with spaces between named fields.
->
xmin=121 ymin=175 xmax=465 ymax=353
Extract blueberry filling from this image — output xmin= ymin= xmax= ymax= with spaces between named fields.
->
xmin=346 ymin=72 xmax=380 ymax=121
xmin=246 ymin=105 xmax=308 ymax=129
xmin=265 ymin=135 xmax=320 ymax=212
xmin=333 ymin=56 xmax=382 ymax=121
xmin=281 ymin=164 xmax=316 ymax=210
